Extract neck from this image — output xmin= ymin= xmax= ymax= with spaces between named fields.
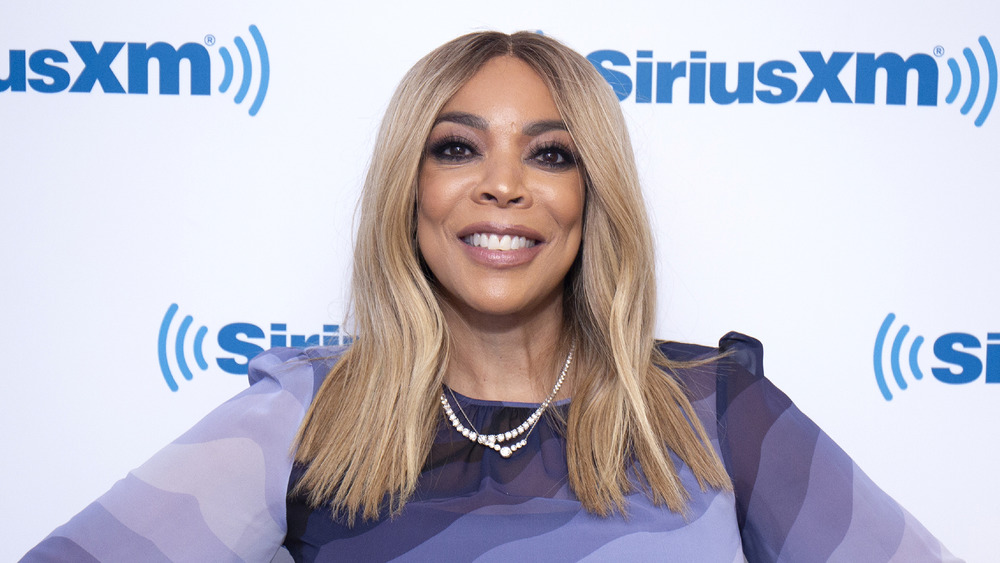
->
xmin=439 ymin=296 xmax=572 ymax=403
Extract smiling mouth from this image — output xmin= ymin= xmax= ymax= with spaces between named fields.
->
xmin=462 ymin=233 xmax=538 ymax=251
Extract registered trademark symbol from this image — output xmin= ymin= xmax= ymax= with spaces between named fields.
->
xmin=205 ymin=34 xmax=216 ymax=46
xmin=933 ymin=45 xmax=945 ymax=57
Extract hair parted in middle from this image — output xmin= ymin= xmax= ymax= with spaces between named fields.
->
xmin=292 ymin=30 xmax=732 ymax=525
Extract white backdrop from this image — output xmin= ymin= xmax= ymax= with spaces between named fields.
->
xmin=2 ymin=1 xmax=996 ymax=561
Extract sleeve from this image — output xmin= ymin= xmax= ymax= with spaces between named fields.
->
xmin=714 ymin=332 xmax=961 ymax=563
xmin=20 ymin=347 xmax=330 ymax=563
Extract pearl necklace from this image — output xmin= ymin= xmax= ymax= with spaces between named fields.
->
xmin=440 ymin=339 xmax=576 ymax=458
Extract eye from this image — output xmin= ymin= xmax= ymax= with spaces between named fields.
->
xmin=531 ymin=143 xmax=577 ymax=169
xmin=428 ymin=136 xmax=480 ymax=163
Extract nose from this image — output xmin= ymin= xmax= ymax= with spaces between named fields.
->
xmin=476 ymin=151 xmax=530 ymax=208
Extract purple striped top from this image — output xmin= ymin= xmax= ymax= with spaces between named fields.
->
xmin=23 ymin=333 xmax=959 ymax=562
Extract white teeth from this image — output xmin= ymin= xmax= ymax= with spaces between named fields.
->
xmin=462 ymin=233 xmax=537 ymax=251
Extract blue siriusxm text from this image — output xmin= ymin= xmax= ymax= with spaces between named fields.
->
xmin=158 ymin=304 xmax=345 ymax=392
xmin=873 ymin=313 xmax=998 ymax=401
xmin=587 ymin=36 xmax=997 ymax=126
xmin=216 ymin=322 xmax=351 ymax=375
xmin=1 ymin=41 xmax=210 ymax=95
xmin=931 ymin=332 xmax=1000 ymax=385
xmin=1 ymin=25 xmax=269 ymax=116
xmin=587 ymin=49 xmax=938 ymax=106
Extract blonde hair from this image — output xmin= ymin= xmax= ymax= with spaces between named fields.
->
xmin=293 ymin=31 xmax=731 ymax=524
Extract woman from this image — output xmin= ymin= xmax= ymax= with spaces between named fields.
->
xmin=24 ymin=32 xmax=957 ymax=562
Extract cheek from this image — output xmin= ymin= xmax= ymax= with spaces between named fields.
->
xmin=564 ymin=182 xmax=586 ymax=262
xmin=415 ymin=172 xmax=456 ymax=273
xmin=415 ymin=207 xmax=446 ymax=285
xmin=551 ymin=177 xmax=586 ymax=234
xmin=416 ymin=172 xmax=443 ymax=232
xmin=415 ymin=198 xmax=442 ymax=264
xmin=417 ymin=167 xmax=466 ymax=226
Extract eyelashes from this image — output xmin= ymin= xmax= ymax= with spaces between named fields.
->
xmin=425 ymin=136 xmax=579 ymax=170
xmin=530 ymin=142 xmax=577 ymax=169
xmin=427 ymin=135 xmax=481 ymax=163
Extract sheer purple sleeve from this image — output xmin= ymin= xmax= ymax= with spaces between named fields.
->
xmin=21 ymin=347 xmax=336 ymax=563
xmin=711 ymin=332 xmax=960 ymax=562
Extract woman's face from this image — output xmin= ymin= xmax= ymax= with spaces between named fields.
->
xmin=417 ymin=56 xmax=585 ymax=322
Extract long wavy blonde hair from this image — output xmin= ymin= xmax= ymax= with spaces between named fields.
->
xmin=293 ymin=31 xmax=731 ymax=524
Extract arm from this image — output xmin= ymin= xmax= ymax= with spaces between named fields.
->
xmin=21 ymin=347 xmax=333 ymax=563
xmin=714 ymin=332 xmax=959 ymax=563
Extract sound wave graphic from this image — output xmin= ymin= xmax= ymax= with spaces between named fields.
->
xmin=217 ymin=24 xmax=270 ymax=117
xmin=873 ymin=313 xmax=926 ymax=401
xmin=945 ymin=36 xmax=997 ymax=127
xmin=158 ymin=303 xmax=209 ymax=392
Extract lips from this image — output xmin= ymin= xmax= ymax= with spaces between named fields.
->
xmin=455 ymin=222 xmax=545 ymax=266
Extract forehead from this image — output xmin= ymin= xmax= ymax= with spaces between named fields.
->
xmin=439 ymin=56 xmax=561 ymax=123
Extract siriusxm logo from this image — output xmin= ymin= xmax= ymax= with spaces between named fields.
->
xmin=157 ymin=303 xmax=350 ymax=392
xmin=0 ymin=24 xmax=269 ymax=116
xmin=588 ymin=35 xmax=996 ymax=127
xmin=873 ymin=312 xmax=999 ymax=401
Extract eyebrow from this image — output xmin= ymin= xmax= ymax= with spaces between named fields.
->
xmin=433 ymin=112 xmax=569 ymax=136
xmin=434 ymin=112 xmax=488 ymax=130
xmin=522 ymin=120 xmax=568 ymax=136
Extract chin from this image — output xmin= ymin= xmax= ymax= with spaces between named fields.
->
xmin=446 ymin=286 xmax=563 ymax=321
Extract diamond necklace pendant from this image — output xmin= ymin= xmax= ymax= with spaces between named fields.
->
xmin=440 ymin=339 xmax=576 ymax=458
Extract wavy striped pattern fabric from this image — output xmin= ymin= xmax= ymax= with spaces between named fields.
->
xmin=23 ymin=334 xmax=959 ymax=562
xmin=22 ymin=347 xmax=328 ymax=563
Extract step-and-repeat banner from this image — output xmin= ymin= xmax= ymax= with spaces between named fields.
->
xmin=2 ymin=2 xmax=995 ymax=560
